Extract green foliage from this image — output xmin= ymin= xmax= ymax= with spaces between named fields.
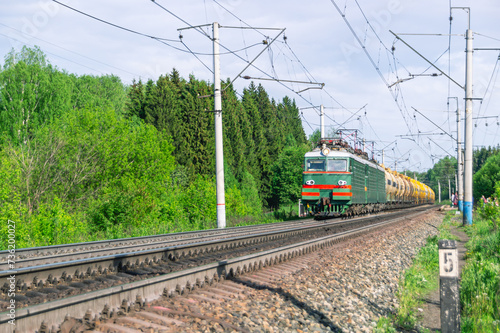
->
xmin=461 ymin=215 xmax=500 ymax=332
xmin=176 ymin=175 xmax=217 ymax=230
xmin=308 ymin=129 xmax=321 ymax=148
xmin=476 ymin=183 xmax=500 ymax=231
xmin=239 ymin=171 xmax=263 ymax=217
xmin=374 ymin=317 xmax=397 ymax=333
xmin=0 ymin=46 xmax=126 ymax=147
xmin=424 ymin=156 xmax=457 ymax=201
xmin=0 ymin=150 xmax=27 ymax=249
xmin=0 ymin=46 xmax=68 ymax=145
xmin=394 ymin=235 xmax=439 ymax=329
xmin=269 ymin=144 xmax=309 ymax=208
xmin=0 ymin=46 xmax=308 ymax=249
xmin=474 ymin=152 xmax=500 ymax=203
xmin=30 ymin=197 xmax=86 ymax=246
xmin=0 ymin=105 xmax=178 ymax=247
xmin=70 ymin=73 xmax=126 ymax=114
xmin=473 ymin=145 xmax=500 ymax=174
xmin=417 ymin=146 xmax=500 ymax=203
xmin=126 ymin=75 xmax=307 ymax=209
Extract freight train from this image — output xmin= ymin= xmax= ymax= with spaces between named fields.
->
xmin=301 ymin=138 xmax=435 ymax=218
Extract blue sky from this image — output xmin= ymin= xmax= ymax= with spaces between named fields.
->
xmin=1 ymin=0 xmax=499 ymax=171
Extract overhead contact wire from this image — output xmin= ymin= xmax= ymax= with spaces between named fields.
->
xmin=52 ymin=0 xmax=179 ymax=42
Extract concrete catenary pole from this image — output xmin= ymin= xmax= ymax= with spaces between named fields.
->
xmin=320 ymin=104 xmax=325 ymax=139
xmin=213 ymin=22 xmax=226 ymax=229
xmin=448 ymin=177 xmax=452 ymax=201
xmin=438 ymin=180 xmax=442 ymax=203
xmin=463 ymin=28 xmax=473 ymax=225
xmin=456 ymin=103 xmax=464 ymax=212
xmin=382 ymin=149 xmax=385 ymax=166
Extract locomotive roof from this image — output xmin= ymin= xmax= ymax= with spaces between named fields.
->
xmin=305 ymin=149 xmax=385 ymax=172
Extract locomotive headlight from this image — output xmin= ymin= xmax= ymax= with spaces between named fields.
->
xmin=338 ymin=180 xmax=347 ymax=186
xmin=305 ymin=180 xmax=315 ymax=185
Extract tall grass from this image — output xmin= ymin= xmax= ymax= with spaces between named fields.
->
xmin=393 ymin=235 xmax=440 ymax=329
xmin=461 ymin=214 xmax=500 ymax=332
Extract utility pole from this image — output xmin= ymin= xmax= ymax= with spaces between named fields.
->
xmin=382 ymin=149 xmax=385 ymax=166
xmin=390 ymin=10 xmax=474 ymax=222
xmin=439 ymin=180 xmax=442 ymax=203
xmin=463 ymin=26 xmax=473 ymax=225
xmin=320 ymin=104 xmax=325 ymax=139
xmin=448 ymin=177 xmax=452 ymax=202
xmin=213 ymin=22 xmax=226 ymax=229
xmin=454 ymin=98 xmax=464 ymax=212
xmin=178 ymin=22 xmax=287 ymax=229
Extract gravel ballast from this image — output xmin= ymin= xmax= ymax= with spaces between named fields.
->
xmin=144 ymin=210 xmax=443 ymax=332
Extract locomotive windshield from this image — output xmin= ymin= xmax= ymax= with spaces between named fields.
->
xmin=327 ymin=159 xmax=347 ymax=172
xmin=306 ymin=158 xmax=347 ymax=172
xmin=306 ymin=159 xmax=325 ymax=171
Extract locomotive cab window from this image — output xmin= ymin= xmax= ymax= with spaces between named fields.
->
xmin=327 ymin=159 xmax=347 ymax=172
xmin=306 ymin=159 xmax=325 ymax=171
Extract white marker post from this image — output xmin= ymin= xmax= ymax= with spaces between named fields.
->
xmin=438 ymin=240 xmax=460 ymax=333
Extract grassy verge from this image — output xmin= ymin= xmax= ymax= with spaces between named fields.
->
xmin=375 ymin=211 xmax=459 ymax=332
xmin=460 ymin=216 xmax=500 ymax=332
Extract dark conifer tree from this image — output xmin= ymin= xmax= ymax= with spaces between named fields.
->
xmin=126 ymin=79 xmax=146 ymax=120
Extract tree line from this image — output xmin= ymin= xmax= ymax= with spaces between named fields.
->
xmin=0 ymin=46 xmax=308 ymax=249
xmin=405 ymin=145 xmax=500 ymax=202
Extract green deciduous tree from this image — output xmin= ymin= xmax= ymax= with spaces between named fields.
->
xmin=269 ymin=140 xmax=309 ymax=209
xmin=0 ymin=46 xmax=72 ymax=145
xmin=425 ymin=156 xmax=457 ymax=200
xmin=474 ymin=152 xmax=500 ymax=201
xmin=473 ymin=145 xmax=500 ymax=174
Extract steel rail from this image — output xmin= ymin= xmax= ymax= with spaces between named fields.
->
xmin=0 ymin=219 xmax=325 ymax=271
xmin=0 ymin=218 xmax=316 ymax=262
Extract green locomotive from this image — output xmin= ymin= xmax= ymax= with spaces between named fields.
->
xmin=301 ymin=138 xmax=434 ymax=218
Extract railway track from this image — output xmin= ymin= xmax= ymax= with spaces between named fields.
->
xmin=0 ymin=219 xmax=320 ymax=269
xmin=0 ymin=205 xmax=435 ymax=332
